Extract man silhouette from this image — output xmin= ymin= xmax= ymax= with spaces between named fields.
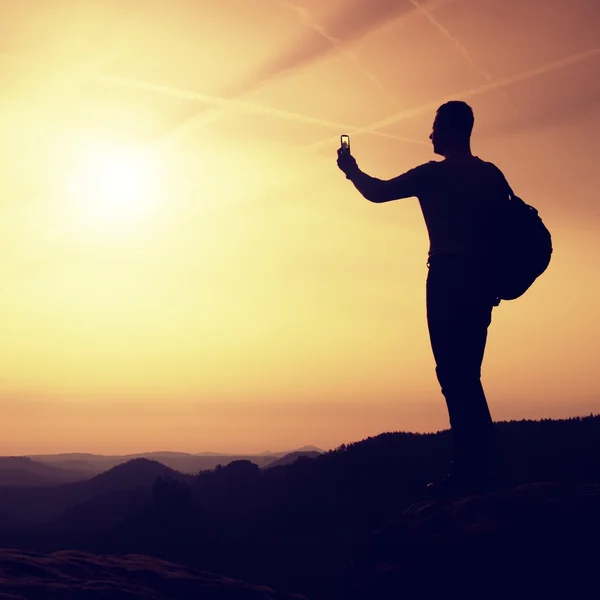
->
xmin=337 ymin=101 xmax=506 ymax=492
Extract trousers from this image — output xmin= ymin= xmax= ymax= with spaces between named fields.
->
xmin=426 ymin=254 xmax=498 ymax=472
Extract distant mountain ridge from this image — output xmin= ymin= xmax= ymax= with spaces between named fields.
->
xmin=0 ymin=458 xmax=188 ymax=527
xmin=0 ymin=456 xmax=89 ymax=486
xmin=12 ymin=446 xmax=325 ymax=479
xmin=265 ymin=450 xmax=322 ymax=469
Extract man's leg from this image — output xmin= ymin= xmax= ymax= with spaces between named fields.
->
xmin=426 ymin=257 xmax=496 ymax=484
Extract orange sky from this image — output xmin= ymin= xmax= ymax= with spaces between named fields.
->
xmin=0 ymin=0 xmax=599 ymax=454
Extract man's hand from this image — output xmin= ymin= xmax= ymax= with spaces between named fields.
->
xmin=337 ymin=146 xmax=359 ymax=180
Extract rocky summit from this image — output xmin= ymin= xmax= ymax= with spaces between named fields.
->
xmin=347 ymin=481 xmax=600 ymax=599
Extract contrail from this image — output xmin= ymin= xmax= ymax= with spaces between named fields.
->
xmin=409 ymin=0 xmax=535 ymax=131
xmin=304 ymin=46 xmax=600 ymax=152
xmin=95 ymin=73 xmax=428 ymax=148
xmin=280 ymin=0 xmax=396 ymax=98
xmin=409 ymin=0 xmax=492 ymax=82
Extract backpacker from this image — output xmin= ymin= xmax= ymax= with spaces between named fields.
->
xmin=492 ymin=177 xmax=553 ymax=301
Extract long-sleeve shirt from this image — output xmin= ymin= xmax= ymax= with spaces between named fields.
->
xmin=348 ymin=156 xmax=509 ymax=259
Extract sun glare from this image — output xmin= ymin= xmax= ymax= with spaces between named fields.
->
xmin=67 ymin=140 xmax=165 ymax=236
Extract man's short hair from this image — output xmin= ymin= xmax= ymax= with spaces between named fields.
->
xmin=436 ymin=101 xmax=474 ymax=140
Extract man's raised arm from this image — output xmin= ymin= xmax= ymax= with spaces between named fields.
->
xmin=337 ymin=149 xmax=427 ymax=203
xmin=347 ymin=168 xmax=423 ymax=203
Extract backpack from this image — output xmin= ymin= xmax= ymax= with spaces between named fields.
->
xmin=492 ymin=175 xmax=553 ymax=301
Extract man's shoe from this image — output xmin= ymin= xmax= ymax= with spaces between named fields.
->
xmin=425 ymin=469 xmax=490 ymax=497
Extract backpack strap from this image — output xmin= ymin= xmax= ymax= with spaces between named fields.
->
xmin=493 ymin=165 xmax=540 ymax=215
xmin=487 ymin=161 xmax=516 ymax=200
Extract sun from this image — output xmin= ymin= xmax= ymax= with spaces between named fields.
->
xmin=67 ymin=140 xmax=165 ymax=236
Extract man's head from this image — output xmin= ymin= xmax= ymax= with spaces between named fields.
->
xmin=429 ymin=101 xmax=474 ymax=157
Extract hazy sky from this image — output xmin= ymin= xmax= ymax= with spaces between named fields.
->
xmin=0 ymin=0 xmax=598 ymax=454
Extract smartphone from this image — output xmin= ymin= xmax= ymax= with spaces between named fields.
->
xmin=340 ymin=134 xmax=350 ymax=154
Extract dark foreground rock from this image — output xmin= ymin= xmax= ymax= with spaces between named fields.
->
xmin=347 ymin=481 xmax=600 ymax=599
xmin=0 ymin=549 xmax=308 ymax=599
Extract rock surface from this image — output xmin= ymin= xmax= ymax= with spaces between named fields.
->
xmin=347 ymin=481 xmax=600 ymax=599
xmin=0 ymin=549 xmax=308 ymax=599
